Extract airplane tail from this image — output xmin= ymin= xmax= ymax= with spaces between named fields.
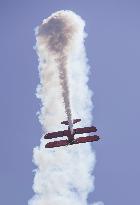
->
xmin=61 ymin=119 xmax=81 ymax=125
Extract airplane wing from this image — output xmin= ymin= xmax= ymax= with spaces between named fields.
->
xmin=74 ymin=126 xmax=97 ymax=134
xmin=44 ymin=131 xmax=64 ymax=139
xmin=45 ymin=139 xmax=69 ymax=148
xmin=74 ymin=135 xmax=100 ymax=144
xmin=45 ymin=135 xmax=100 ymax=148
xmin=44 ymin=130 xmax=69 ymax=139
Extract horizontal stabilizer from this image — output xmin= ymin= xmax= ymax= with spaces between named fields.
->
xmin=61 ymin=119 xmax=81 ymax=125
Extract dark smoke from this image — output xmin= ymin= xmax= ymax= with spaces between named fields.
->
xmin=36 ymin=12 xmax=79 ymax=132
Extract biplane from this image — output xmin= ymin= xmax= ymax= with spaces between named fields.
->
xmin=44 ymin=119 xmax=100 ymax=148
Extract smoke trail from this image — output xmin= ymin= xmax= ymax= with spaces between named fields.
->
xmin=37 ymin=11 xmax=77 ymax=133
xmin=29 ymin=10 xmax=103 ymax=205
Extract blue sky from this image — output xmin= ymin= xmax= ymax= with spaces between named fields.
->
xmin=0 ymin=1 xmax=140 ymax=205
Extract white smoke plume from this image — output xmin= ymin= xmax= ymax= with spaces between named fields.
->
xmin=93 ymin=202 xmax=104 ymax=205
xmin=29 ymin=10 xmax=103 ymax=205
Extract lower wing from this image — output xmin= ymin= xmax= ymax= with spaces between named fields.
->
xmin=45 ymin=135 xmax=100 ymax=148
xmin=75 ymin=135 xmax=100 ymax=143
xmin=45 ymin=139 xmax=69 ymax=148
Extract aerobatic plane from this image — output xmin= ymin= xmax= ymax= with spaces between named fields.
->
xmin=44 ymin=119 xmax=100 ymax=148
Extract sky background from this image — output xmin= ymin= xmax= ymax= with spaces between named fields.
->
xmin=0 ymin=0 xmax=140 ymax=205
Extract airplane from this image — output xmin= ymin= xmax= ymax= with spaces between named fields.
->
xmin=44 ymin=119 xmax=100 ymax=148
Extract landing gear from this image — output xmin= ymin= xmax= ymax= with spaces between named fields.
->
xmin=68 ymin=139 xmax=75 ymax=145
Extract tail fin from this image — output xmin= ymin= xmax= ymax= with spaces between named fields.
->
xmin=61 ymin=119 xmax=81 ymax=125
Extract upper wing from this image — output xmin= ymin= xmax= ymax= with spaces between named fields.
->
xmin=44 ymin=130 xmax=69 ymax=139
xmin=44 ymin=126 xmax=97 ymax=139
xmin=74 ymin=126 xmax=97 ymax=134
xmin=44 ymin=131 xmax=64 ymax=139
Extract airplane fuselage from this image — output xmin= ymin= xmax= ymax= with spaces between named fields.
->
xmin=67 ymin=126 xmax=75 ymax=144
